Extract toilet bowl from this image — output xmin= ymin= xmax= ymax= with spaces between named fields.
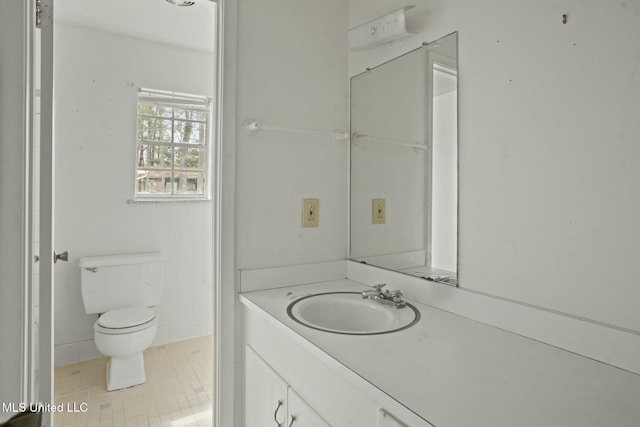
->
xmin=78 ymin=253 xmax=164 ymax=392
xmin=93 ymin=306 xmax=158 ymax=391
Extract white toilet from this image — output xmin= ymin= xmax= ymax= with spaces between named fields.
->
xmin=78 ymin=252 xmax=163 ymax=391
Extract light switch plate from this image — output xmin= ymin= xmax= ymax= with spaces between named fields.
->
xmin=372 ymin=198 xmax=385 ymax=224
xmin=302 ymin=198 xmax=319 ymax=227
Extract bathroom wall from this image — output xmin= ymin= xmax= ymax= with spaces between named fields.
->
xmin=235 ymin=0 xmax=349 ymax=271
xmin=225 ymin=2 xmax=348 ymax=422
xmin=53 ymin=22 xmax=214 ymax=365
xmin=349 ymin=0 xmax=640 ymax=332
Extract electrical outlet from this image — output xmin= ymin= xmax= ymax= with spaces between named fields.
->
xmin=372 ymin=198 xmax=385 ymax=224
xmin=302 ymin=198 xmax=319 ymax=227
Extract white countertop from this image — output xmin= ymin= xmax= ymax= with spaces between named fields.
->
xmin=240 ymin=279 xmax=640 ymax=427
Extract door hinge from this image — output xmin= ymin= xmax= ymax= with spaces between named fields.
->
xmin=35 ymin=0 xmax=42 ymax=29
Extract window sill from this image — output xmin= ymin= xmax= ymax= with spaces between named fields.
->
xmin=127 ymin=197 xmax=211 ymax=204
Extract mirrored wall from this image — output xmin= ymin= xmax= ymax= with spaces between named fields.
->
xmin=350 ymin=32 xmax=458 ymax=285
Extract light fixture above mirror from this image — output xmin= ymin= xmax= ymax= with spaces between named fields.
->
xmin=348 ymin=6 xmax=416 ymax=51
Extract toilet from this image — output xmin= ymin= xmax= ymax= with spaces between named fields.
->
xmin=78 ymin=252 xmax=163 ymax=391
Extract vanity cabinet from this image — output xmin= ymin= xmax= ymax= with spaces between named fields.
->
xmin=245 ymin=344 xmax=288 ymax=427
xmin=242 ymin=278 xmax=640 ymax=427
xmin=245 ymin=345 xmax=330 ymax=427
xmin=242 ymin=303 xmax=430 ymax=427
xmin=287 ymin=388 xmax=332 ymax=427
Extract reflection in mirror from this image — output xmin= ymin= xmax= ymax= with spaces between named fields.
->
xmin=350 ymin=32 xmax=458 ymax=285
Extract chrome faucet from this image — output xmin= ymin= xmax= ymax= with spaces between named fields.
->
xmin=361 ymin=283 xmax=386 ymax=298
xmin=361 ymin=283 xmax=407 ymax=309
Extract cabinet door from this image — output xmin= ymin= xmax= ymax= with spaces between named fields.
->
xmin=245 ymin=345 xmax=288 ymax=427
xmin=287 ymin=388 xmax=331 ymax=427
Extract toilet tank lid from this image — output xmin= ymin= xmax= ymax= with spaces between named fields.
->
xmin=78 ymin=252 xmax=163 ymax=268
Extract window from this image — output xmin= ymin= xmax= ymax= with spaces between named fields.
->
xmin=135 ymin=88 xmax=211 ymax=200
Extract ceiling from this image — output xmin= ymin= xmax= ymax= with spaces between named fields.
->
xmin=55 ymin=0 xmax=216 ymax=53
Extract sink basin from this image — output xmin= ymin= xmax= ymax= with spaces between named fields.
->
xmin=287 ymin=292 xmax=420 ymax=335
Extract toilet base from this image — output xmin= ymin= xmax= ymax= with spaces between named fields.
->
xmin=106 ymin=353 xmax=147 ymax=391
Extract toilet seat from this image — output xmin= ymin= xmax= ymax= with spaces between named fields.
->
xmin=95 ymin=306 xmax=157 ymax=335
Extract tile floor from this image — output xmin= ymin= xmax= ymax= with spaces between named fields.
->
xmin=54 ymin=336 xmax=213 ymax=427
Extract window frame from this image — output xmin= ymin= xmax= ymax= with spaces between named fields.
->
xmin=134 ymin=88 xmax=212 ymax=201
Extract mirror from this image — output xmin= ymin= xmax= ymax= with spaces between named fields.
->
xmin=349 ymin=32 xmax=458 ymax=285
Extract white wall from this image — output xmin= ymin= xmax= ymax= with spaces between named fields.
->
xmin=53 ymin=23 xmax=214 ymax=365
xmin=228 ymin=2 xmax=348 ymax=423
xmin=0 ymin=0 xmax=28 ymax=420
xmin=349 ymin=0 xmax=640 ymax=332
xmin=235 ymin=0 xmax=349 ymax=273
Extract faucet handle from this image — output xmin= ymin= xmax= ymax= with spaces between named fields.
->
xmin=372 ymin=283 xmax=386 ymax=291
xmin=361 ymin=283 xmax=386 ymax=299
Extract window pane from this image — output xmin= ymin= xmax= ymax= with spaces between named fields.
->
xmin=137 ymin=144 xmax=172 ymax=169
xmin=137 ymin=170 xmax=172 ymax=194
xmin=137 ymin=118 xmax=173 ymax=142
xmin=173 ymin=121 xmax=206 ymax=144
xmin=174 ymin=108 xmax=186 ymax=119
xmin=174 ymin=171 xmax=206 ymax=194
xmin=174 ymin=147 xmax=206 ymax=170
xmin=159 ymin=106 xmax=173 ymax=118
xmin=174 ymin=108 xmax=208 ymax=121
xmin=137 ymin=103 xmax=158 ymax=116
xmin=137 ymin=103 xmax=174 ymax=118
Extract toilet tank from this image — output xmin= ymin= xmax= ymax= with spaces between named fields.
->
xmin=78 ymin=252 xmax=164 ymax=315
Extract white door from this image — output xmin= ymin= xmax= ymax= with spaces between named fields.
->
xmin=37 ymin=1 xmax=56 ymax=426
xmin=0 ymin=0 xmax=54 ymax=425
xmin=0 ymin=0 xmax=36 ymax=422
